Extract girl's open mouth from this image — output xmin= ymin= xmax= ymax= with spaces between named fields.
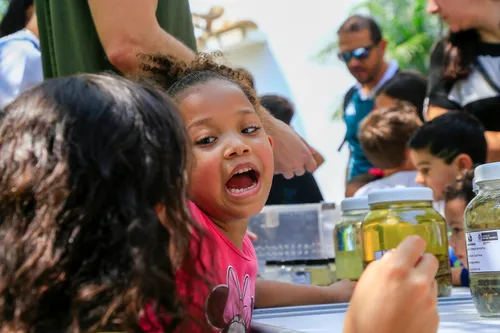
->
xmin=226 ymin=167 xmax=260 ymax=195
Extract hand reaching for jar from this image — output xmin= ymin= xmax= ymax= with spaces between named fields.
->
xmin=343 ymin=236 xmax=440 ymax=333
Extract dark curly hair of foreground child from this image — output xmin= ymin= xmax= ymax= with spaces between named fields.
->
xmin=140 ymin=52 xmax=261 ymax=117
xmin=0 ymin=74 xmax=203 ymax=333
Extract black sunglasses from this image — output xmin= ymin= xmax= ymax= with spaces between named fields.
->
xmin=338 ymin=43 xmax=378 ymax=63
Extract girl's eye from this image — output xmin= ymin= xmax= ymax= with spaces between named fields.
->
xmin=420 ymin=168 xmax=430 ymax=175
xmin=196 ymin=136 xmax=216 ymax=145
xmin=243 ymin=125 xmax=261 ymax=134
xmin=453 ymin=228 xmax=463 ymax=234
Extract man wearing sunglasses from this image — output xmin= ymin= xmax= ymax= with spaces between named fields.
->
xmin=337 ymin=15 xmax=399 ymax=195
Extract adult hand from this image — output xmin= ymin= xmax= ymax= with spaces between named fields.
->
xmin=343 ymin=236 xmax=440 ymax=333
xmin=268 ymin=117 xmax=317 ymax=179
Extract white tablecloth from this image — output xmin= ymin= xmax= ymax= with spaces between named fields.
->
xmin=252 ymin=288 xmax=500 ymax=333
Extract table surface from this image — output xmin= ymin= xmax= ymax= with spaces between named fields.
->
xmin=252 ymin=288 xmax=500 ymax=333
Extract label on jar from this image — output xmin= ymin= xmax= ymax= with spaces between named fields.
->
xmin=374 ymin=250 xmax=390 ymax=260
xmin=466 ymin=230 xmax=500 ymax=273
xmin=291 ymin=271 xmax=311 ymax=285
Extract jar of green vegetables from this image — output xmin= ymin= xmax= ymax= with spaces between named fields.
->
xmin=333 ymin=196 xmax=368 ymax=281
xmin=363 ymin=187 xmax=452 ymax=297
xmin=464 ymin=163 xmax=500 ymax=316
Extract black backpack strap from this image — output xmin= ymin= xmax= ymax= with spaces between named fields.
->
xmin=338 ymin=86 xmax=357 ymax=152
xmin=343 ymin=86 xmax=357 ymax=115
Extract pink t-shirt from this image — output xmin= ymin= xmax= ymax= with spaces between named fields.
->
xmin=141 ymin=202 xmax=258 ymax=333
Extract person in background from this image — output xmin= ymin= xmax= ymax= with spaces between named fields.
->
xmin=374 ymin=70 xmax=428 ymax=121
xmin=444 ymin=169 xmax=475 ymax=287
xmin=345 ymin=169 xmax=384 ymax=198
xmin=35 ymin=0 xmax=318 ymax=181
xmin=355 ymin=104 xmax=423 ymax=196
xmin=260 ymin=94 xmax=324 ymax=205
xmin=0 ymin=0 xmax=42 ymax=108
xmin=337 ymin=15 xmax=399 ymax=191
xmin=408 ymin=111 xmax=487 ymax=203
xmin=425 ymin=0 xmax=500 ymax=162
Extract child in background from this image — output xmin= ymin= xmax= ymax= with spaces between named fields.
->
xmin=345 ymin=170 xmax=383 ymax=197
xmin=408 ymin=111 xmax=487 ymax=202
xmin=374 ymin=70 xmax=428 ymax=121
xmin=355 ymin=104 xmax=422 ymax=196
xmin=443 ymin=170 xmax=475 ymax=287
xmin=0 ymin=74 xmax=198 ymax=332
xmin=259 ymin=94 xmax=324 ymax=205
xmin=142 ymin=54 xmax=355 ymax=332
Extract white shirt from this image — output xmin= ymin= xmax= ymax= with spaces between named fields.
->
xmin=0 ymin=29 xmax=43 ymax=108
xmin=354 ymin=170 xmax=445 ymax=216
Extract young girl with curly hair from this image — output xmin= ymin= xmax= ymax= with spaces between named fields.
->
xmin=140 ymin=53 xmax=355 ymax=333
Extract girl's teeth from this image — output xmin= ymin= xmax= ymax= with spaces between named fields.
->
xmin=235 ymin=167 xmax=252 ymax=175
xmin=229 ymin=182 xmax=257 ymax=194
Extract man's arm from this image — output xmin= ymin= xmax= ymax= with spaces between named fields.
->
xmin=88 ymin=0 xmax=196 ymax=75
xmin=259 ymin=107 xmax=317 ymax=179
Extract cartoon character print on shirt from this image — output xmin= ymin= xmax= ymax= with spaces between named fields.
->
xmin=206 ymin=266 xmax=254 ymax=333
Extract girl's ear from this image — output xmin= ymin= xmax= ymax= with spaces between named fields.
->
xmin=268 ymin=135 xmax=274 ymax=148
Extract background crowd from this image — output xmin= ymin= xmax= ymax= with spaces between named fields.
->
xmin=0 ymin=0 xmax=499 ymax=332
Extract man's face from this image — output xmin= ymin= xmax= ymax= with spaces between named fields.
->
xmin=338 ymin=29 xmax=385 ymax=85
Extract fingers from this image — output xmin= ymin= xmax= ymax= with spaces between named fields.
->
xmin=391 ymin=236 xmax=427 ymax=270
xmin=304 ymin=152 xmax=318 ymax=173
xmin=282 ymin=171 xmax=295 ymax=180
xmin=431 ymin=279 xmax=439 ymax=298
xmin=414 ymin=253 xmax=439 ymax=281
xmin=293 ymin=168 xmax=305 ymax=177
xmin=246 ymin=230 xmax=258 ymax=241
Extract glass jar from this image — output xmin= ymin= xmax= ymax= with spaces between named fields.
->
xmin=334 ymin=197 xmax=368 ymax=281
xmin=363 ymin=187 xmax=452 ymax=297
xmin=464 ymin=163 xmax=500 ymax=316
xmin=304 ymin=259 xmax=335 ymax=286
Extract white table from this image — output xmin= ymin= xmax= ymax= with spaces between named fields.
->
xmin=252 ymin=288 xmax=500 ymax=333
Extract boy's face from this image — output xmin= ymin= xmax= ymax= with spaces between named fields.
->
xmin=410 ymin=149 xmax=461 ymax=201
xmin=179 ymin=80 xmax=274 ymax=224
xmin=445 ymin=198 xmax=468 ymax=267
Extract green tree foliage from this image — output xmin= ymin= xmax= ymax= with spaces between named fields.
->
xmin=0 ymin=0 xmax=8 ymax=21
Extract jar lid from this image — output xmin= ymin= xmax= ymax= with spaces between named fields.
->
xmin=341 ymin=196 xmax=369 ymax=211
xmin=368 ymin=187 xmax=433 ymax=205
xmin=474 ymin=162 xmax=500 ymax=184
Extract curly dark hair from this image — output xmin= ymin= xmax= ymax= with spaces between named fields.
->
xmin=0 ymin=74 xmax=201 ymax=332
xmin=140 ymin=52 xmax=260 ymax=115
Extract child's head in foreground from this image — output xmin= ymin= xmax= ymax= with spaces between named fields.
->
xmin=358 ymin=104 xmax=422 ymax=171
xmin=0 ymin=74 xmax=196 ymax=332
xmin=444 ymin=169 xmax=476 ymax=267
xmin=408 ymin=111 xmax=486 ymax=201
xmin=143 ymin=53 xmax=274 ymax=223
